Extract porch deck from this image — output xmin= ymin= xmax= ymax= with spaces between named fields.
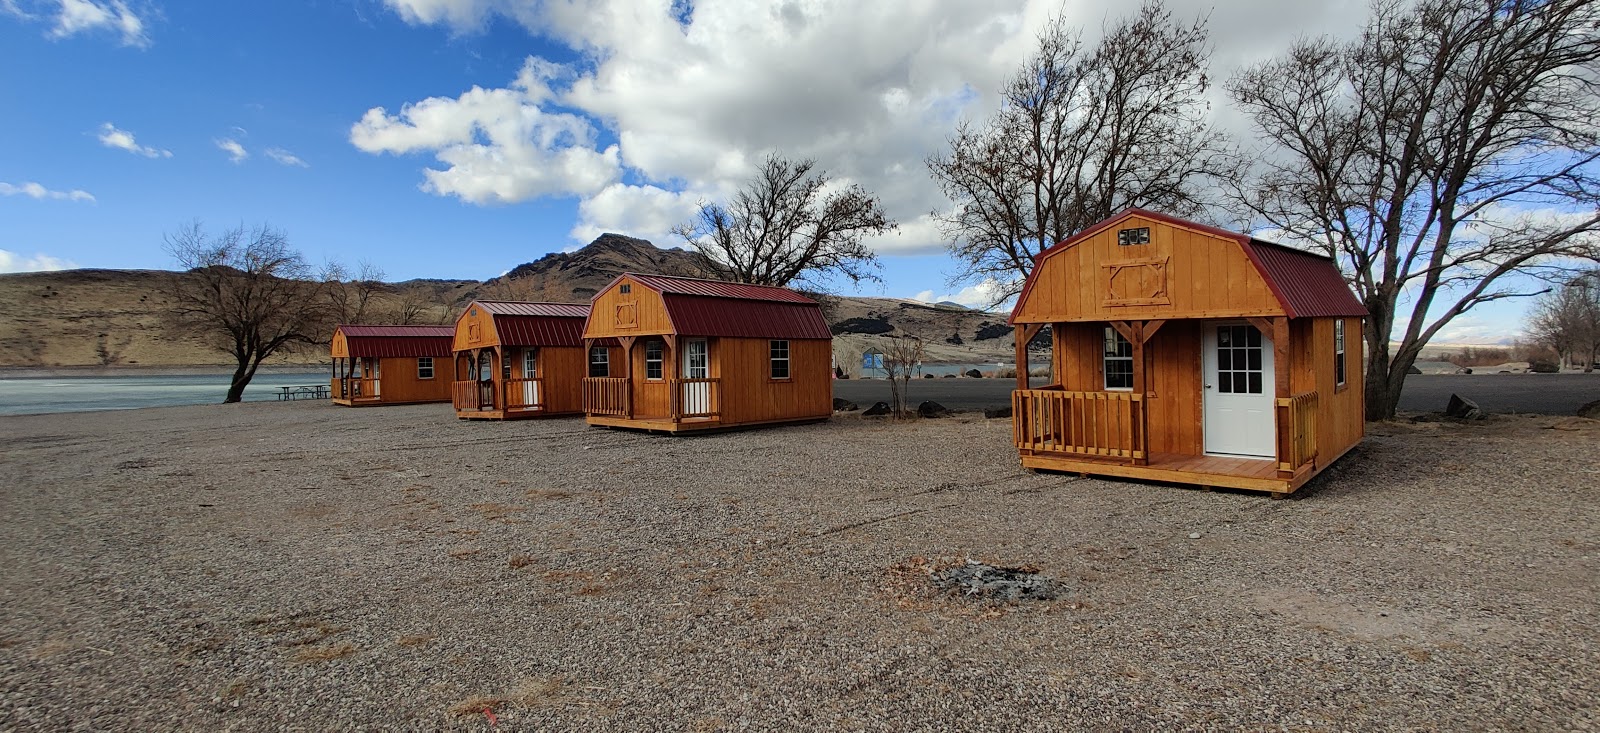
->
xmin=1020 ymin=449 xmax=1317 ymax=495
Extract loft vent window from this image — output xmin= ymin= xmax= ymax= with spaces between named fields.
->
xmin=1117 ymin=227 xmax=1150 ymax=246
xmin=620 ymin=284 xmax=631 ymax=294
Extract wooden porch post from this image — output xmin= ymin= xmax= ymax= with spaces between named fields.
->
xmin=617 ymin=336 xmax=637 ymax=419
xmin=664 ymin=334 xmax=679 ymax=423
xmin=1248 ymin=316 xmax=1294 ymax=478
xmin=1111 ymin=321 xmax=1146 ymax=465
xmin=1013 ymin=323 xmax=1044 ymax=390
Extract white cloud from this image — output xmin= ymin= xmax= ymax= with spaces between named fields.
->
xmin=369 ymin=0 xmax=1371 ymax=254
xmin=214 ymin=137 xmax=248 ymax=163
xmin=21 ymin=0 xmax=151 ymax=47
xmin=96 ymin=122 xmax=170 ymax=158
xmin=0 ymin=249 xmax=77 ymax=273
xmin=0 ymin=180 xmax=95 ymax=202
xmin=350 ymin=57 xmax=620 ymax=204
xmin=570 ymin=183 xmax=702 ymax=244
xmin=264 ymin=147 xmax=309 ymax=168
xmin=913 ymin=278 xmax=1009 ymax=310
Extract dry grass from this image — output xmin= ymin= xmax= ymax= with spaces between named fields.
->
xmin=508 ymin=553 xmax=536 ymax=569
xmin=468 ymin=502 xmax=525 ymax=523
xmin=291 ymin=642 xmax=356 ymax=663
xmin=395 ymin=633 xmax=435 ymax=647
xmin=448 ymin=694 xmax=506 ymax=717
xmin=526 ymin=489 xmax=574 ymax=501
xmin=448 ymin=676 xmax=575 ymax=717
xmin=447 ymin=547 xmax=484 ymax=560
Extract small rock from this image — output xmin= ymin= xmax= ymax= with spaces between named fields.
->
xmin=964 ymin=369 xmax=984 ymax=378
xmin=1188 ymin=532 xmax=1201 ymax=540
xmin=832 ymin=397 xmax=859 ymax=412
xmin=916 ymin=400 xmax=950 ymax=418
xmin=861 ymin=401 xmax=892 ymax=417
xmin=1578 ymin=399 xmax=1600 ymax=420
xmin=983 ymin=406 xmax=1013 ymax=419
xmin=1444 ymin=393 xmax=1486 ymax=420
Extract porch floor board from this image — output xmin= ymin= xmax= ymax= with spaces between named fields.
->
xmin=1021 ymin=449 xmax=1299 ymax=494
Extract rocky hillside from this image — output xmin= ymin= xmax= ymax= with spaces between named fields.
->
xmin=0 ymin=234 xmax=1030 ymax=369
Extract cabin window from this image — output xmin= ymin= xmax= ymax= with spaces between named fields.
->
xmin=523 ymin=349 xmax=537 ymax=379
xmin=770 ymin=340 xmax=790 ymax=379
xmin=645 ymin=341 xmax=664 ymax=380
xmin=417 ymin=357 xmax=434 ymax=380
xmin=1117 ymin=227 xmax=1150 ymax=246
xmin=620 ymin=284 xmax=631 ymax=294
xmin=1103 ymin=327 xmax=1133 ymax=391
xmin=1335 ymin=319 xmax=1347 ymax=388
xmin=502 ymin=355 xmax=511 ymax=380
xmin=589 ymin=345 xmax=610 ymax=377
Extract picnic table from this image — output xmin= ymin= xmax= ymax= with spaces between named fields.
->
xmin=278 ymin=384 xmax=330 ymax=401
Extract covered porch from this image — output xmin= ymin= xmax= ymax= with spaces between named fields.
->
xmin=330 ymin=357 xmax=380 ymax=406
xmin=1011 ymin=317 xmax=1320 ymax=495
xmin=452 ymin=346 xmax=550 ymax=419
xmin=582 ymin=334 xmax=722 ymax=432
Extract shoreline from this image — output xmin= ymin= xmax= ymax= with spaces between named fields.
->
xmin=0 ymin=364 xmax=328 ymax=379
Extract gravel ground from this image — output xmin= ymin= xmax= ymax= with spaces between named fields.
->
xmin=1 ymin=403 xmax=1596 ymax=731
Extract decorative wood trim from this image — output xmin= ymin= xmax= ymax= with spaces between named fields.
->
xmin=1140 ymin=319 xmax=1167 ymax=343
xmin=1102 ymin=256 xmax=1172 ymax=307
xmin=1014 ymin=323 xmax=1044 ymax=390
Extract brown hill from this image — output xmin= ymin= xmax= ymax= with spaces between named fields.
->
xmin=0 ymin=234 xmax=1028 ymax=370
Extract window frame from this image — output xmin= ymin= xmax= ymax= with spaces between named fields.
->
xmin=1334 ymin=319 xmax=1347 ymax=390
xmin=523 ymin=348 xmax=537 ymax=379
xmin=769 ymin=339 xmax=791 ymax=380
xmin=645 ymin=340 xmax=664 ymax=380
xmin=417 ymin=356 xmax=434 ymax=380
xmin=1102 ymin=327 xmax=1134 ymax=391
xmin=588 ymin=345 xmax=610 ymax=378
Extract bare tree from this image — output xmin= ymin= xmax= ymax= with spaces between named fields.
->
xmin=322 ymin=260 xmax=388 ymax=326
xmin=881 ymin=335 xmax=926 ymax=418
xmin=165 ymin=221 xmax=331 ymax=403
xmin=1528 ymin=271 xmax=1600 ymax=371
xmin=674 ymin=154 xmax=896 ymax=288
xmin=927 ymin=2 xmax=1226 ymax=304
xmin=1229 ymin=0 xmax=1600 ymax=419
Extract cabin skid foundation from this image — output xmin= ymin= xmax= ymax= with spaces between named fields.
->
xmin=585 ymin=414 xmax=826 ymax=434
xmin=1021 ymin=442 xmax=1357 ymax=496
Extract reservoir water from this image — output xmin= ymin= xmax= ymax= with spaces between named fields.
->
xmin=0 ymin=372 xmax=330 ymax=416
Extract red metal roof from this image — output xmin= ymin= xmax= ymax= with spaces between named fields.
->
xmin=461 ymin=300 xmax=591 ymax=348
xmin=335 ymin=324 xmax=455 ymax=358
xmin=475 ymin=301 xmax=592 ymax=318
xmin=623 ymin=273 xmax=819 ymax=304
xmin=1245 ymin=240 xmax=1367 ymax=318
xmin=1010 ymin=208 xmax=1368 ymax=322
xmin=661 ymin=295 xmax=832 ymax=339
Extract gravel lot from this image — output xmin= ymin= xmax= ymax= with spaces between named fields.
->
xmin=1 ymin=403 xmax=1596 ymax=730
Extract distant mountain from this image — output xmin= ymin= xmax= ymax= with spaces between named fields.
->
xmin=489 ymin=233 xmax=717 ymax=301
xmin=0 ymin=234 xmax=1028 ymax=368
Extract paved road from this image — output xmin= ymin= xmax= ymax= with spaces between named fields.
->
xmin=832 ymin=373 xmax=1599 ymax=415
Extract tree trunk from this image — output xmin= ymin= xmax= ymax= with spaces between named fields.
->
xmin=224 ymin=357 xmax=262 ymax=404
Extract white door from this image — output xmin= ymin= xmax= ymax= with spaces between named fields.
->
xmin=521 ymin=349 xmax=539 ymax=408
xmin=682 ymin=339 xmax=709 ymax=415
xmin=369 ymin=359 xmax=381 ymax=396
xmin=1202 ymin=323 xmax=1275 ymax=458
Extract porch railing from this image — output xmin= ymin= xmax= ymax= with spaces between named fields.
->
xmin=452 ymin=380 xmax=495 ymax=411
xmin=504 ymin=378 xmax=544 ymax=411
xmin=584 ymin=377 xmax=630 ymax=417
xmin=670 ymin=377 xmax=721 ymax=419
xmin=1276 ymin=391 xmax=1319 ymax=473
xmin=332 ymin=377 xmax=380 ymax=400
xmin=1012 ymin=388 xmax=1145 ymax=460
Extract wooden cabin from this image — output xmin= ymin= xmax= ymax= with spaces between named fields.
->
xmin=451 ymin=301 xmax=617 ymax=420
xmin=1008 ymin=209 xmax=1368 ymax=496
xmin=329 ymin=325 xmax=458 ymax=406
xmin=581 ymin=273 xmax=833 ymax=433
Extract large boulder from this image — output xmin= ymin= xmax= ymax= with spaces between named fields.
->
xmin=832 ymin=398 xmax=858 ymax=412
xmin=1530 ymin=360 xmax=1560 ymax=373
xmin=1578 ymin=400 xmax=1600 ymax=420
xmin=916 ymin=401 xmax=951 ymax=418
xmin=984 ymin=405 xmax=1013 ymax=419
xmin=1445 ymin=393 xmax=1486 ymax=420
xmin=861 ymin=401 xmax=892 ymax=417
xmin=964 ymin=369 xmax=984 ymax=378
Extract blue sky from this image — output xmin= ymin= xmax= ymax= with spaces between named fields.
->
xmin=0 ymin=0 xmax=1539 ymax=343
